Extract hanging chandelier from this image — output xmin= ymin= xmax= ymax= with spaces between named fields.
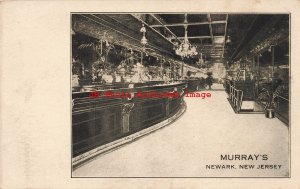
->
xmin=140 ymin=24 xmax=148 ymax=46
xmin=175 ymin=14 xmax=198 ymax=58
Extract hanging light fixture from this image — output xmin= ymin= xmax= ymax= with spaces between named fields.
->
xmin=140 ymin=24 xmax=148 ymax=46
xmin=226 ymin=35 xmax=231 ymax=44
xmin=175 ymin=14 xmax=198 ymax=58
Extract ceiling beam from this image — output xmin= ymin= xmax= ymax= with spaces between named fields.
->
xmin=177 ymin=35 xmax=223 ymax=39
xmin=148 ymin=14 xmax=181 ymax=43
xmin=207 ymin=14 xmax=214 ymax=46
xmin=130 ymin=14 xmax=176 ymax=46
xmin=78 ymin=14 xmax=174 ymax=57
xmin=205 ymin=48 xmax=224 ymax=52
xmin=229 ymin=15 xmax=274 ymax=62
xmin=222 ymin=14 xmax=229 ymax=58
xmin=236 ymin=15 xmax=286 ymax=60
xmin=150 ymin=20 xmax=227 ymax=27
xmin=194 ymin=44 xmax=223 ymax=47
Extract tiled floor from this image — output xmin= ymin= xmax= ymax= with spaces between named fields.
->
xmin=73 ymin=88 xmax=289 ymax=177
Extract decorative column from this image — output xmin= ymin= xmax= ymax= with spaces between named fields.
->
xmin=165 ymin=98 xmax=170 ymax=117
xmin=271 ymin=46 xmax=275 ymax=78
xmin=121 ymin=103 xmax=134 ymax=134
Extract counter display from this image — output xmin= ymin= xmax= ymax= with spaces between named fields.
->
xmin=72 ymin=82 xmax=186 ymax=158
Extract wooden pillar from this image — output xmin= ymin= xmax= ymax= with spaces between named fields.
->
xmin=271 ymin=46 xmax=275 ymax=79
xmin=165 ymin=98 xmax=170 ymax=116
xmin=270 ymin=46 xmax=276 ymax=93
xmin=121 ymin=103 xmax=134 ymax=134
xmin=251 ymin=56 xmax=255 ymax=97
xmin=88 ymin=106 xmax=96 ymax=146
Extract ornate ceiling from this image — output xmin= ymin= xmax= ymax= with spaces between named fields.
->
xmin=72 ymin=13 xmax=289 ymax=67
xmin=132 ymin=14 xmax=230 ymax=62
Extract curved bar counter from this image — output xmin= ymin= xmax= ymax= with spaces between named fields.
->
xmin=72 ymin=82 xmax=186 ymax=166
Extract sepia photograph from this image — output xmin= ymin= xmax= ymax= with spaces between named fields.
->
xmin=2 ymin=0 xmax=300 ymax=188
xmin=71 ymin=13 xmax=290 ymax=177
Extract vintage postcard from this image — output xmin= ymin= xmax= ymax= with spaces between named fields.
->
xmin=71 ymin=13 xmax=290 ymax=178
xmin=1 ymin=0 xmax=300 ymax=188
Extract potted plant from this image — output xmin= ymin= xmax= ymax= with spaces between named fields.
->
xmin=258 ymin=85 xmax=283 ymax=118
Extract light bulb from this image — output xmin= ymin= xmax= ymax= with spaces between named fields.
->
xmin=140 ymin=24 xmax=146 ymax=33
xmin=226 ymin=36 xmax=231 ymax=43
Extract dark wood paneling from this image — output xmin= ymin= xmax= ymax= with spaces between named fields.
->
xmin=72 ymin=82 xmax=186 ymax=157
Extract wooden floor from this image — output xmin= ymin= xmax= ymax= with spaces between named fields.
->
xmin=73 ymin=86 xmax=289 ymax=177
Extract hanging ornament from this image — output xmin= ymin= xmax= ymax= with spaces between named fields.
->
xmin=140 ymin=24 xmax=148 ymax=46
xmin=175 ymin=14 xmax=197 ymax=58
